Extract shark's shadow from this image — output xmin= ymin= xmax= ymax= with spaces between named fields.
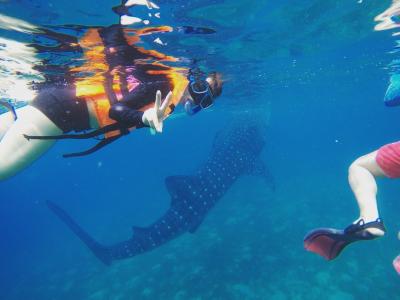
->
xmin=48 ymin=118 xmax=273 ymax=265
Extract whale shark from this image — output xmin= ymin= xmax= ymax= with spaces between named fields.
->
xmin=47 ymin=118 xmax=273 ymax=265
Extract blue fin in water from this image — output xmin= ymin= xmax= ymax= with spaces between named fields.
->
xmin=188 ymin=218 xmax=204 ymax=234
xmin=247 ymin=159 xmax=275 ymax=191
xmin=384 ymin=74 xmax=400 ymax=107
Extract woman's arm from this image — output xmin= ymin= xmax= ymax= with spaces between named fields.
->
xmin=109 ymin=102 xmax=146 ymax=128
xmin=109 ymin=90 xmax=172 ymax=132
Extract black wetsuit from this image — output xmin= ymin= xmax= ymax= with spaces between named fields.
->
xmin=31 ymin=87 xmax=91 ymax=133
xmin=32 ymin=25 xmax=171 ymax=133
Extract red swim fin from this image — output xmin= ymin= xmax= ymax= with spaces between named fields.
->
xmin=304 ymin=228 xmax=351 ymax=260
xmin=393 ymin=255 xmax=400 ymax=275
xmin=304 ymin=219 xmax=386 ymax=261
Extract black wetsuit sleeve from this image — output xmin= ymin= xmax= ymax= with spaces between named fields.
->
xmin=109 ymin=81 xmax=168 ymax=128
xmin=109 ymin=104 xmax=147 ymax=128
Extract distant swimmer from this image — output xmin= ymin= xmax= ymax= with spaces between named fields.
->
xmin=302 ymin=76 xmax=400 ymax=260
xmin=0 ymin=23 xmax=222 ymax=181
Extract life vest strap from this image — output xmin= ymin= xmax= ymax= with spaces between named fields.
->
xmin=24 ymin=123 xmax=130 ymax=158
xmin=23 ymin=123 xmax=124 ymax=141
xmin=63 ymin=134 xmax=123 ymax=158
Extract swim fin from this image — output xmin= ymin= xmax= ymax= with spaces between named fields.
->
xmin=304 ymin=219 xmax=386 ymax=260
xmin=384 ymin=74 xmax=400 ymax=107
xmin=46 ymin=201 xmax=112 ymax=266
xmin=393 ymin=254 xmax=400 ymax=275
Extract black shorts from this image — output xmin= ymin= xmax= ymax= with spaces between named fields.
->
xmin=31 ymin=88 xmax=91 ymax=133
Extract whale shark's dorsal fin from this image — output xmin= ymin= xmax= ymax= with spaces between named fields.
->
xmin=132 ymin=226 xmax=149 ymax=237
xmin=165 ymin=175 xmax=199 ymax=204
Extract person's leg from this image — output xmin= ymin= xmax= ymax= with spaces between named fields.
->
xmin=348 ymin=150 xmax=386 ymax=236
xmin=304 ymin=150 xmax=387 ymax=260
xmin=0 ymin=105 xmax=62 ymax=181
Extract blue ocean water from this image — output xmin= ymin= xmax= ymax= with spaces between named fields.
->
xmin=1 ymin=0 xmax=400 ymax=299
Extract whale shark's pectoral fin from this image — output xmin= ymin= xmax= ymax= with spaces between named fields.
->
xmin=165 ymin=175 xmax=199 ymax=202
xmin=248 ymin=159 xmax=275 ymax=191
xmin=188 ymin=218 xmax=204 ymax=234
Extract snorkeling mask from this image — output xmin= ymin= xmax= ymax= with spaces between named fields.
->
xmin=184 ymin=73 xmax=214 ymax=115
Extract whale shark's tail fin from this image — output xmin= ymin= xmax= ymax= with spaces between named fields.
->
xmin=46 ymin=201 xmax=112 ymax=266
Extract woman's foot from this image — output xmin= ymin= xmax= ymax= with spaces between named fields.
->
xmin=349 ymin=218 xmax=386 ymax=238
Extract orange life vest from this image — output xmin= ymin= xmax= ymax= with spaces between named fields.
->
xmin=71 ymin=26 xmax=189 ymax=138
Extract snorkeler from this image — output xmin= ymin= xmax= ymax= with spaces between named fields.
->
xmin=303 ymin=77 xmax=400 ymax=261
xmin=0 ymin=24 xmax=223 ymax=181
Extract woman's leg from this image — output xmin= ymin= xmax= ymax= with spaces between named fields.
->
xmin=0 ymin=105 xmax=62 ymax=181
xmin=348 ymin=150 xmax=386 ymax=236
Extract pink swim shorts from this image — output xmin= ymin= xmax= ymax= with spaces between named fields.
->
xmin=376 ymin=141 xmax=400 ymax=178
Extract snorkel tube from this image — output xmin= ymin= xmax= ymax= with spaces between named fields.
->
xmin=0 ymin=100 xmax=17 ymax=120
xmin=184 ymin=99 xmax=202 ymax=115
